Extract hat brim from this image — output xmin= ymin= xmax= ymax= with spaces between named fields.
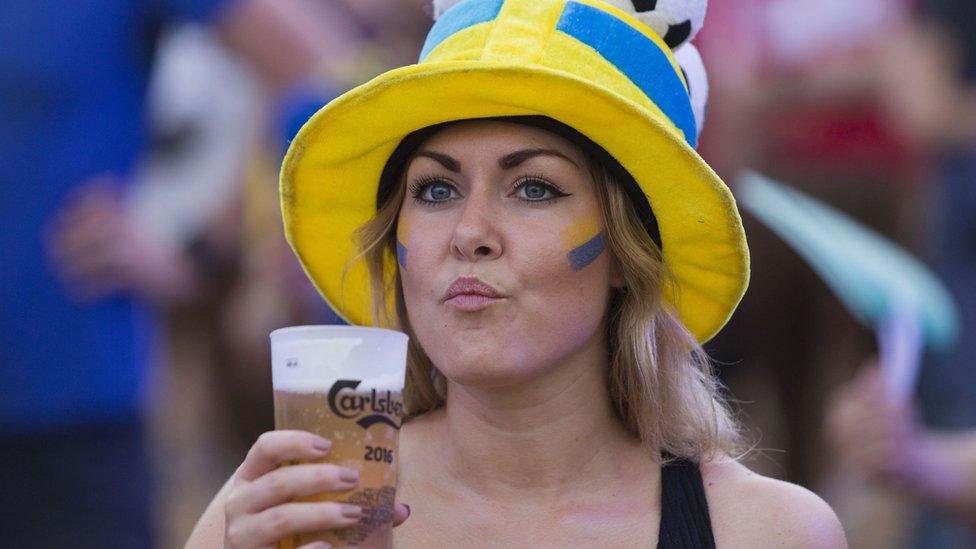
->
xmin=281 ymin=61 xmax=749 ymax=342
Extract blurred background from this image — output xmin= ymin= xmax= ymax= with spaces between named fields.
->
xmin=1 ymin=0 xmax=974 ymax=547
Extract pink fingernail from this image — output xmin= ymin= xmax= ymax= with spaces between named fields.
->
xmin=339 ymin=468 xmax=360 ymax=483
xmin=341 ymin=504 xmax=363 ymax=519
xmin=312 ymin=438 xmax=331 ymax=452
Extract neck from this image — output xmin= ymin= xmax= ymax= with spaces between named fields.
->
xmin=428 ymin=333 xmax=651 ymax=500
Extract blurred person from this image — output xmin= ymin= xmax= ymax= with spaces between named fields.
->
xmin=131 ymin=23 xmax=264 ymax=548
xmin=142 ymin=4 xmax=431 ymax=543
xmin=847 ymin=0 xmax=976 ymax=545
xmin=0 ymin=1 xmax=360 ymax=546
xmin=188 ymin=1 xmax=846 ymax=547
xmin=131 ymin=24 xmax=261 ymax=260
xmin=825 ymin=363 xmax=976 ymax=543
xmin=220 ymin=0 xmax=431 ymax=376
xmin=215 ymin=0 xmax=431 ymax=456
xmin=696 ymin=0 xmax=924 ymax=488
xmin=898 ymin=0 xmax=976 ymax=433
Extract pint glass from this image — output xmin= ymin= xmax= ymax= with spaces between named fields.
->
xmin=271 ymin=326 xmax=409 ymax=548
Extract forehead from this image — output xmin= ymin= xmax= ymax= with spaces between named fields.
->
xmin=410 ymin=119 xmax=586 ymax=162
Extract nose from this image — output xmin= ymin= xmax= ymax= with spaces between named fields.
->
xmin=450 ymin=185 xmax=502 ymax=262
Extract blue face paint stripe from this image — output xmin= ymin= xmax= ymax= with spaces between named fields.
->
xmin=555 ymin=2 xmax=698 ymax=147
xmin=396 ymin=240 xmax=408 ymax=269
xmin=420 ymin=0 xmax=505 ymax=61
xmin=568 ymin=232 xmax=607 ymax=271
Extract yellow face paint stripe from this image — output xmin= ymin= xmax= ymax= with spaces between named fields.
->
xmin=562 ymin=214 xmax=605 ymax=270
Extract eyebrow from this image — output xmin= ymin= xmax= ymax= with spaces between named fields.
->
xmin=499 ymin=148 xmax=580 ymax=170
xmin=413 ymin=148 xmax=580 ymax=173
xmin=414 ymin=151 xmax=461 ymax=172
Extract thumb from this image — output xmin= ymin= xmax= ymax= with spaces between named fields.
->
xmin=393 ymin=503 xmax=411 ymax=527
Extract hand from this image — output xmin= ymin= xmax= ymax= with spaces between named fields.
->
xmin=224 ymin=430 xmax=410 ymax=548
xmin=46 ymin=175 xmax=199 ymax=305
xmin=824 ymin=362 xmax=926 ymax=486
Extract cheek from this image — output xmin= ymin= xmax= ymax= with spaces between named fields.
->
xmin=518 ymin=214 xmax=610 ymax=323
xmin=560 ymin=214 xmax=606 ymax=272
xmin=396 ymin=209 xmax=612 ymax=385
xmin=483 ymin=217 xmax=611 ymax=372
xmin=397 ymin=215 xmax=449 ymax=322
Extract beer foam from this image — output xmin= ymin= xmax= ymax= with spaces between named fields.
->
xmin=275 ymin=373 xmax=403 ymax=394
xmin=274 ymin=378 xmax=338 ymax=394
xmin=356 ymin=372 xmax=405 ymax=392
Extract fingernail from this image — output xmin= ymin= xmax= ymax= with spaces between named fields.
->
xmin=404 ymin=504 xmax=411 ymax=519
xmin=312 ymin=437 xmax=331 ymax=453
xmin=341 ymin=504 xmax=363 ymax=519
xmin=339 ymin=468 xmax=360 ymax=483
xmin=308 ymin=543 xmax=331 ymax=549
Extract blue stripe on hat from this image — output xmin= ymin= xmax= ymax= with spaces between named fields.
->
xmin=556 ymin=1 xmax=698 ymax=147
xmin=420 ymin=0 xmax=506 ymax=61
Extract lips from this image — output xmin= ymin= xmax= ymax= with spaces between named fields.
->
xmin=443 ymin=277 xmax=505 ymax=311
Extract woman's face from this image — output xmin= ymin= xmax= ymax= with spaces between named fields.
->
xmin=396 ymin=120 xmax=621 ymax=388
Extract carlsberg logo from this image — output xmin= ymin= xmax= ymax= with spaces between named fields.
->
xmin=328 ymin=379 xmax=403 ymax=430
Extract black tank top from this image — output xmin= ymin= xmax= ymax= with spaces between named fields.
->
xmin=657 ymin=457 xmax=716 ymax=548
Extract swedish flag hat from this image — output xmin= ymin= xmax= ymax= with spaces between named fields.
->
xmin=281 ymin=0 xmax=749 ymax=342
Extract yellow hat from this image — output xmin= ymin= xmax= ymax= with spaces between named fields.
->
xmin=280 ymin=0 xmax=749 ymax=342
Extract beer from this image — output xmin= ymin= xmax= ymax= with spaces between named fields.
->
xmin=274 ymin=379 xmax=403 ymax=547
xmin=270 ymin=326 xmax=408 ymax=549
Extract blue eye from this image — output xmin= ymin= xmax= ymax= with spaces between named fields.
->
xmin=521 ymin=182 xmax=549 ymax=199
xmin=410 ymin=178 xmax=458 ymax=204
xmin=427 ymin=183 xmax=454 ymax=201
xmin=514 ymin=178 xmax=569 ymax=202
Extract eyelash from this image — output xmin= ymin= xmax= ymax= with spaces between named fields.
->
xmin=407 ymin=175 xmax=449 ymax=205
xmin=513 ymin=174 xmax=570 ymax=203
xmin=408 ymin=175 xmax=570 ymax=205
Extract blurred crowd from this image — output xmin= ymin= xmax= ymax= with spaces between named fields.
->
xmin=2 ymin=0 xmax=975 ymax=547
xmin=699 ymin=0 xmax=976 ymax=546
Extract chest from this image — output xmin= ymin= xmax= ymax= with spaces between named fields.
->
xmin=393 ymin=488 xmax=660 ymax=548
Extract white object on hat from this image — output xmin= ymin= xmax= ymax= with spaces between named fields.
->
xmin=673 ymin=42 xmax=708 ymax=137
xmin=434 ymin=0 xmax=707 ymax=50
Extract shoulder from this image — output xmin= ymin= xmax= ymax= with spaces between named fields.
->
xmin=699 ymin=458 xmax=847 ymax=549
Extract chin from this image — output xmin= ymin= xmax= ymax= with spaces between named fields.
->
xmin=440 ymin=363 xmax=542 ymax=389
xmin=431 ymin=344 xmax=545 ymax=389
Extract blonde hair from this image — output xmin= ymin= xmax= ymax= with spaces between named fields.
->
xmin=354 ymin=138 xmax=742 ymax=463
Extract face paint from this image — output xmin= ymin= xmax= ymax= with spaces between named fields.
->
xmin=568 ymin=232 xmax=607 ymax=271
xmin=396 ymin=216 xmax=412 ymax=270
xmin=395 ymin=120 xmax=617 ymax=389
xmin=396 ymin=240 xmax=408 ymax=269
xmin=561 ymin=215 xmax=606 ymax=272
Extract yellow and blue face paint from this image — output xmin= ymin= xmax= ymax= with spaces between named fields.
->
xmin=562 ymin=215 xmax=606 ymax=272
xmin=396 ymin=217 xmax=411 ymax=270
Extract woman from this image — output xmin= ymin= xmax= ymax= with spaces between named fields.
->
xmin=189 ymin=0 xmax=847 ymax=546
